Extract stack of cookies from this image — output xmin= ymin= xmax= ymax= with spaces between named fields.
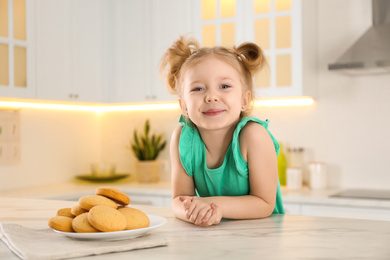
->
xmin=48 ymin=187 xmax=150 ymax=233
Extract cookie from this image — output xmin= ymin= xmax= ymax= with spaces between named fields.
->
xmin=79 ymin=195 xmax=118 ymax=211
xmin=118 ymin=207 xmax=150 ymax=230
xmin=95 ymin=187 xmax=130 ymax=206
xmin=72 ymin=213 xmax=99 ymax=233
xmin=48 ymin=216 xmax=74 ymax=232
xmin=71 ymin=204 xmax=88 ymax=216
xmin=88 ymin=205 xmax=127 ymax=232
xmin=56 ymin=208 xmax=75 ymax=218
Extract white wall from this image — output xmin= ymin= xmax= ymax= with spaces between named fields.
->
xmin=0 ymin=109 xmax=101 ymax=190
xmin=1 ymin=0 xmax=390 ymax=191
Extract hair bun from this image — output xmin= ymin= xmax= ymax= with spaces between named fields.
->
xmin=234 ymin=42 xmax=265 ymax=76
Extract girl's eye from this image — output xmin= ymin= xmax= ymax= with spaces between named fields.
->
xmin=192 ymin=87 xmax=203 ymax=92
xmin=221 ymin=84 xmax=231 ymax=89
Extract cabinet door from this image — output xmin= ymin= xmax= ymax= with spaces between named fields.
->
xmin=35 ymin=0 xmax=70 ymax=101
xmin=109 ymin=0 xmax=148 ymax=103
xmin=283 ymin=202 xmax=301 ymax=215
xmin=301 ymin=204 xmax=390 ymax=221
xmin=35 ymin=0 xmax=104 ymax=102
xmin=149 ymin=0 xmax=193 ymax=102
xmin=70 ymin=0 xmax=104 ymax=102
xmin=192 ymin=0 xmax=318 ymax=99
xmin=0 ymin=0 xmax=35 ymax=98
xmin=110 ymin=0 xmax=193 ymax=103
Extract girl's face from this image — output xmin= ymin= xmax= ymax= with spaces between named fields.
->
xmin=180 ymin=57 xmax=250 ymax=132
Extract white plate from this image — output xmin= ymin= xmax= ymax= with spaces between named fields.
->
xmin=52 ymin=215 xmax=167 ymax=241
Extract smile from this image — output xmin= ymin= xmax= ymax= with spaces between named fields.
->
xmin=202 ymin=109 xmax=225 ymax=116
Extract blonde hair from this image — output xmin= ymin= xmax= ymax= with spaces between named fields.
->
xmin=160 ymin=36 xmax=266 ymax=117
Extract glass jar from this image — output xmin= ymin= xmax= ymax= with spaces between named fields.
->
xmin=287 ymin=147 xmax=304 ymax=168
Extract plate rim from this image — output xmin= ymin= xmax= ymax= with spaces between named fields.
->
xmin=75 ymin=173 xmax=130 ymax=181
xmin=52 ymin=214 xmax=167 ymax=240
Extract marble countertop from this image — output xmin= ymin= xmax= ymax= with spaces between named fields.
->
xmin=1 ymin=197 xmax=390 ymax=259
xmin=0 ymin=179 xmax=172 ymax=200
xmin=1 ymin=180 xmax=390 ymax=210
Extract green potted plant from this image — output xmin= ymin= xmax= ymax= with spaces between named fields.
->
xmin=129 ymin=119 xmax=166 ymax=182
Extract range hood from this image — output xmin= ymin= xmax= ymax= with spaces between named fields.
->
xmin=328 ymin=0 xmax=390 ymax=74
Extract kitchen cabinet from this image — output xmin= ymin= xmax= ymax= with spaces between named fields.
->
xmin=35 ymin=0 xmax=105 ymax=102
xmin=129 ymin=193 xmax=172 ymax=207
xmin=192 ymin=0 xmax=318 ymax=98
xmin=283 ymin=202 xmax=390 ymax=221
xmin=0 ymin=0 xmax=36 ymax=99
xmin=109 ymin=0 xmax=192 ymax=103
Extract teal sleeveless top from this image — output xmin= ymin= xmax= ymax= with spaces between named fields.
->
xmin=179 ymin=116 xmax=284 ymax=214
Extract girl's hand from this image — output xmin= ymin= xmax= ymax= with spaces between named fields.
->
xmin=179 ymin=196 xmax=221 ymax=226
xmin=197 ymin=203 xmax=222 ymax=227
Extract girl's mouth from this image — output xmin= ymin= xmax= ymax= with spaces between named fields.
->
xmin=203 ymin=109 xmax=224 ymax=116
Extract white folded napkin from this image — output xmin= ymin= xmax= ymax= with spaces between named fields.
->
xmin=0 ymin=223 xmax=168 ymax=260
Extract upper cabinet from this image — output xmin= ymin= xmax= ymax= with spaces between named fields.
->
xmin=1 ymin=0 xmax=317 ymax=104
xmin=109 ymin=0 xmax=192 ymax=103
xmin=0 ymin=0 xmax=35 ymax=98
xmin=192 ymin=0 xmax=318 ymax=98
xmin=35 ymin=0 xmax=105 ymax=102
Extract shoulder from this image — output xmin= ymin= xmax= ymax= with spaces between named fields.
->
xmin=239 ymin=121 xmax=275 ymax=160
xmin=240 ymin=121 xmax=269 ymax=141
xmin=170 ymin=125 xmax=183 ymax=146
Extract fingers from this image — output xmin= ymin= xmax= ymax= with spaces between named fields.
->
xmin=200 ymin=203 xmax=221 ymax=226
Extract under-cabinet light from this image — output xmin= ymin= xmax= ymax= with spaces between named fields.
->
xmin=0 ymin=97 xmax=314 ymax=112
xmin=254 ymin=96 xmax=314 ymax=107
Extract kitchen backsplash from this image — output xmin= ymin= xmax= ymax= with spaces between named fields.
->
xmin=1 ymin=0 xmax=390 ymax=191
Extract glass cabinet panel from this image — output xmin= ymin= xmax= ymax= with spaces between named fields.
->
xmin=220 ymin=0 xmax=235 ymax=18
xmin=275 ymin=0 xmax=291 ymax=11
xmin=276 ymin=54 xmax=291 ymax=87
xmin=254 ymin=18 xmax=270 ymax=50
xmin=255 ymin=55 xmax=270 ymax=88
xmin=275 ymin=16 xmax=291 ymax=49
xmin=202 ymin=24 xmax=216 ymax=47
xmin=0 ymin=0 xmax=8 ymax=37
xmin=13 ymin=0 xmax=26 ymax=41
xmin=221 ymin=22 xmax=235 ymax=46
xmin=0 ymin=43 xmax=9 ymax=85
xmin=254 ymin=0 xmax=270 ymax=14
xmin=200 ymin=0 xmax=237 ymax=47
xmin=202 ymin=0 xmax=216 ymax=20
xmin=14 ymin=45 xmax=26 ymax=87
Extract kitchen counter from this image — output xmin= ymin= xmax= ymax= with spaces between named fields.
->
xmin=0 ymin=180 xmax=172 ymax=200
xmin=1 ymin=197 xmax=390 ymax=259
xmin=2 ymin=181 xmax=390 ymax=211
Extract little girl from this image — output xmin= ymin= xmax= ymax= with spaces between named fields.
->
xmin=160 ymin=36 xmax=284 ymax=226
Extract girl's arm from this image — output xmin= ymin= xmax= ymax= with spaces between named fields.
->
xmin=170 ymin=125 xmax=222 ymax=226
xmin=187 ymin=122 xmax=278 ymax=220
xmin=170 ymin=126 xmax=197 ymax=223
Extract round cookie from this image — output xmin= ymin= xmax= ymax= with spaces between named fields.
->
xmin=79 ymin=195 xmax=118 ymax=211
xmin=95 ymin=187 xmax=130 ymax=206
xmin=71 ymin=204 xmax=88 ymax=216
xmin=48 ymin=216 xmax=74 ymax=232
xmin=118 ymin=207 xmax=150 ymax=230
xmin=56 ymin=208 xmax=75 ymax=218
xmin=72 ymin=213 xmax=99 ymax=233
xmin=88 ymin=205 xmax=126 ymax=232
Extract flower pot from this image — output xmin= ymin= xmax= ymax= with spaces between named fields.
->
xmin=135 ymin=160 xmax=160 ymax=183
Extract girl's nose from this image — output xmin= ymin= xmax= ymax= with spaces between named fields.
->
xmin=205 ymin=92 xmax=219 ymax=103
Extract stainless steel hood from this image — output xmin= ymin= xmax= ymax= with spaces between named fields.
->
xmin=328 ymin=0 xmax=390 ymax=74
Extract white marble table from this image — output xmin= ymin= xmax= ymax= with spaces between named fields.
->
xmin=1 ymin=197 xmax=390 ymax=259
